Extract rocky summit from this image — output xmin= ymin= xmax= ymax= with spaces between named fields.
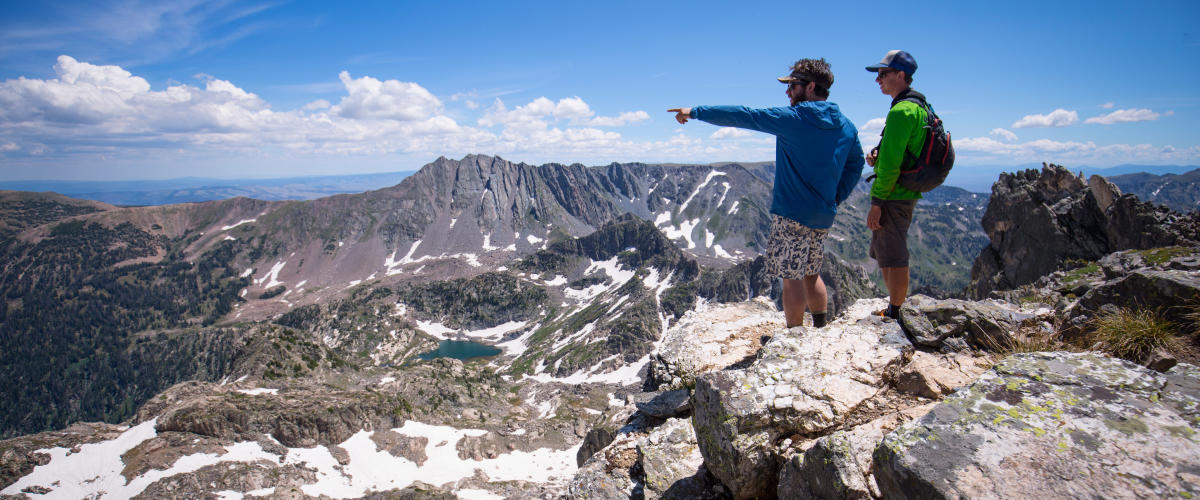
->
xmin=1 ymin=160 xmax=1199 ymax=498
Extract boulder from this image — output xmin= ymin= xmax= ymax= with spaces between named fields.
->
xmin=635 ymin=389 xmax=693 ymax=419
xmin=638 ymin=418 xmax=713 ymax=499
xmin=874 ymin=351 xmax=1200 ymax=500
xmin=647 ymin=298 xmax=783 ymax=391
xmin=894 ymin=351 xmax=993 ymax=399
xmin=899 ymin=295 xmax=1036 ymax=351
xmin=692 ymin=313 xmax=912 ymax=499
xmin=777 ymin=402 xmax=937 ymax=499
xmin=568 ymin=431 xmax=643 ymax=499
xmin=1068 ymin=269 xmax=1200 ymax=330
xmin=576 ymin=402 xmax=638 ymax=467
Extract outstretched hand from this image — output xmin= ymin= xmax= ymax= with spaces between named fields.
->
xmin=667 ymin=108 xmax=692 ymax=124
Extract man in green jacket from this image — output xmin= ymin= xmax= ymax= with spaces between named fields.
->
xmin=865 ymin=50 xmax=924 ymax=320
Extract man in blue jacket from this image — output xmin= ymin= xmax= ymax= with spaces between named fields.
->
xmin=669 ymin=58 xmax=865 ymax=329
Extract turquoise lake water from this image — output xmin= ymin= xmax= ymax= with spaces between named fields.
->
xmin=417 ymin=340 xmax=502 ymax=361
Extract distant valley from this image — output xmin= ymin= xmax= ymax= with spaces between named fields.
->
xmin=0 ymin=171 xmax=416 ymax=206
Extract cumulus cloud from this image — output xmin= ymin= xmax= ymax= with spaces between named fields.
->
xmin=1084 ymin=108 xmax=1172 ymax=125
xmin=990 ymin=128 xmax=1018 ymax=142
xmin=0 ymin=55 xmax=471 ymax=159
xmin=710 ymin=127 xmax=753 ymax=140
xmin=585 ymin=111 xmax=651 ymax=127
xmin=0 ymin=56 xmax=712 ymax=168
xmin=859 ymin=117 xmax=886 ymax=134
xmin=1012 ymin=109 xmax=1078 ymax=128
xmin=954 ymin=135 xmax=1200 ymax=165
xmin=331 ymin=71 xmax=442 ymax=121
xmin=303 ymin=99 xmax=331 ymax=111
xmin=477 ymin=97 xmax=648 ymax=129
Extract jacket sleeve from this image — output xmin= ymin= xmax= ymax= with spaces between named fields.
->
xmin=837 ymin=135 xmax=866 ymax=204
xmin=691 ymin=105 xmax=788 ymax=136
xmin=869 ymin=102 xmax=921 ymax=201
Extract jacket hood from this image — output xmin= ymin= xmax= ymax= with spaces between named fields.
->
xmin=794 ymin=101 xmax=844 ymax=130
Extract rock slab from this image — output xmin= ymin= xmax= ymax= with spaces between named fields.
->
xmin=874 ymin=351 xmax=1200 ymax=500
xmin=692 ymin=316 xmax=912 ymax=499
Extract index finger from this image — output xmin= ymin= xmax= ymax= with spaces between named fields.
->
xmin=667 ymin=108 xmax=681 ymax=112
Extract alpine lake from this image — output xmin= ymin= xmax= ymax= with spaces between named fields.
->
xmin=417 ymin=340 xmax=501 ymax=361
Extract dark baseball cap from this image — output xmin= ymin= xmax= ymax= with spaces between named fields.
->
xmin=866 ymin=50 xmax=917 ymax=75
xmin=778 ymin=70 xmax=811 ymax=84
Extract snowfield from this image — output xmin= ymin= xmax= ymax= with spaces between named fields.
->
xmin=1 ymin=419 xmax=580 ymax=499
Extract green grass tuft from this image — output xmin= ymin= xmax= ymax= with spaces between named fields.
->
xmin=1090 ymin=307 xmax=1181 ymax=362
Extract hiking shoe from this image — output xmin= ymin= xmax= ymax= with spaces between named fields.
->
xmin=875 ymin=304 xmax=902 ymax=320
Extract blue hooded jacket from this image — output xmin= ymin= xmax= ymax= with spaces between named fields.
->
xmin=691 ymin=102 xmax=865 ymax=229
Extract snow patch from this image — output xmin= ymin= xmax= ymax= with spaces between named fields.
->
xmin=525 ymin=355 xmax=648 ymax=386
xmin=0 ymin=419 xmax=159 ymax=498
xmin=417 ymin=320 xmax=456 ymax=340
xmin=222 ymin=219 xmax=257 ymax=231
xmin=460 ymin=321 xmax=528 ymax=340
xmin=482 ymin=233 xmax=500 ymax=251
xmin=679 ymin=169 xmax=727 ymax=213
xmin=236 ymin=388 xmax=278 ymax=396
xmin=717 ymin=182 xmax=731 ymax=207
xmin=255 ymin=260 xmax=287 ymax=289
xmin=662 ymin=219 xmax=699 ymax=249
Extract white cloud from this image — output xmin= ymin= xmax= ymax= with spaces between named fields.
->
xmin=331 ymin=71 xmax=443 ymax=121
xmin=954 ymin=135 xmax=1200 ymax=165
xmin=1102 ymin=102 xmax=1115 ymax=109
xmin=585 ymin=111 xmax=650 ymax=127
xmin=1084 ymin=108 xmax=1172 ymax=125
xmin=304 ymin=99 xmax=331 ymax=111
xmin=7 ymin=55 xmax=1192 ymax=172
xmin=989 ymin=128 xmax=1018 ymax=142
xmin=859 ymin=117 xmax=886 ymax=134
xmin=710 ymin=127 xmax=753 ymax=140
xmin=1012 ymin=109 xmax=1078 ymax=128
xmin=478 ymin=97 xmax=648 ymax=129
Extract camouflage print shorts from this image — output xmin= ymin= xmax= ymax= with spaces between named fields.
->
xmin=765 ymin=215 xmax=828 ymax=280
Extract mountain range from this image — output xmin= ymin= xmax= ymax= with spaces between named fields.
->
xmin=1 ymin=155 xmax=1197 ymax=498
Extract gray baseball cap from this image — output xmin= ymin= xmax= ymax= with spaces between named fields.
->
xmin=866 ymin=50 xmax=917 ymax=75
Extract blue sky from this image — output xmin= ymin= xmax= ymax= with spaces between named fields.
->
xmin=1 ymin=0 xmax=1198 ymax=180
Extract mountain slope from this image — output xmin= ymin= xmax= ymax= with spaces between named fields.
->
xmin=1109 ymin=168 xmax=1200 ymax=213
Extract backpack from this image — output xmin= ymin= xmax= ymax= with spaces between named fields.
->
xmin=895 ymin=95 xmax=954 ymax=192
xmin=870 ymin=94 xmax=955 ymax=193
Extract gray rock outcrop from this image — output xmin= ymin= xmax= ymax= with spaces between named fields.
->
xmin=647 ymin=298 xmax=784 ymax=391
xmin=691 ymin=315 xmax=912 ymax=499
xmin=899 ymin=294 xmax=1039 ymax=351
xmin=968 ymin=164 xmax=1189 ymax=299
xmin=874 ymin=351 xmax=1200 ymax=499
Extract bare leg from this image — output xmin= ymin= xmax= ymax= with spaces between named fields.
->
xmin=881 ymin=266 xmax=910 ymax=306
xmin=783 ymin=276 xmax=827 ymax=328
xmin=802 ymin=274 xmax=827 ymax=315
xmin=782 ymin=278 xmax=806 ymax=328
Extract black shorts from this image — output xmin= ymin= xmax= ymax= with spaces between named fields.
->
xmin=869 ymin=199 xmax=917 ymax=268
